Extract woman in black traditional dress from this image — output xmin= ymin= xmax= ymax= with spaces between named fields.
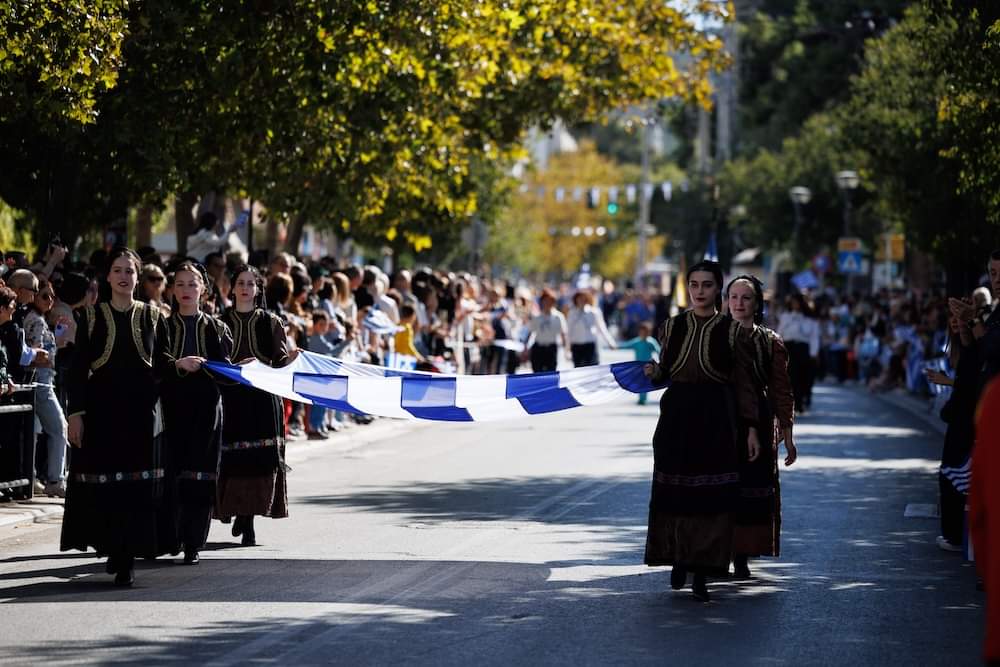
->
xmin=642 ymin=261 xmax=759 ymax=601
xmin=726 ymin=275 xmax=797 ymax=579
xmin=216 ymin=265 xmax=293 ymax=546
xmin=160 ymin=262 xmax=232 ymax=565
xmin=63 ymin=248 xmax=202 ymax=586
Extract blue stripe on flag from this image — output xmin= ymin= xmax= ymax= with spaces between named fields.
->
xmin=609 ymin=361 xmax=666 ymax=394
xmin=401 ymin=376 xmax=473 ymax=422
xmin=505 ymin=372 xmax=581 ymax=414
xmin=291 ymin=373 xmax=366 ymax=415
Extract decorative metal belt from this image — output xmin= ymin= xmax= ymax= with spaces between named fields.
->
xmin=73 ymin=468 xmax=165 ymax=483
xmin=221 ymin=437 xmax=283 ymax=452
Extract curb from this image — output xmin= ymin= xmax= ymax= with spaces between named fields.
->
xmin=0 ymin=501 xmax=65 ymax=531
xmin=869 ymin=388 xmax=947 ymax=437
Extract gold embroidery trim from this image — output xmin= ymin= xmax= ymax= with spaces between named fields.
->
xmin=169 ymin=315 xmax=183 ymax=359
xmin=669 ymin=311 xmax=697 ymax=377
xmin=699 ymin=313 xmax=728 ymax=383
xmin=84 ymin=304 xmax=96 ymax=340
xmin=132 ymin=303 xmax=151 ymax=367
xmin=91 ymin=303 xmax=116 ymax=371
xmin=197 ymin=314 xmax=208 ymax=356
xmin=226 ymin=311 xmax=243 ymax=361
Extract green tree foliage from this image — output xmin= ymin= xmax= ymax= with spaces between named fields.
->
xmin=0 ymin=0 xmax=128 ymax=125
xmin=0 ymin=0 xmax=731 ymax=256
xmin=736 ymin=0 xmax=906 ymax=154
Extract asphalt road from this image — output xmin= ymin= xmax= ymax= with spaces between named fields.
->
xmin=0 ymin=362 xmax=985 ymax=665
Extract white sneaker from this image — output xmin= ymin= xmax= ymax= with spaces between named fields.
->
xmin=44 ymin=481 xmax=67 ymax=498
xmin=32 ymin=479 xmax=45 ymax=496
xmin=936 ymin=536 xmax=962 ymax=552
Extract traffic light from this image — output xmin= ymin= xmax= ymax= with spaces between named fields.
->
xmin=606 ymin=202 xmax=619 ymax=215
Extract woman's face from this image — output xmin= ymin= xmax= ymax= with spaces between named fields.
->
xmin=0 ymin=299 xmax=15 ymax=324
xmin=108 ymin=256 xmax=138 ymax=299
xmin=233 ymin=271 xmax=258 ymax=307
xmin=727 ymin=281 xmax=756 ymax=323
xmin=34 ymin=284 xmax=55 ymax=314
xmin=688 ymin=271 xmax=719 ymax=311
xmin=174 ymin=269 xmax=204 ymax=310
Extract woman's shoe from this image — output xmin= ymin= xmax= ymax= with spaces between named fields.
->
xmin=114 ymin=568 xmax=135 ymax=587
xmin=692 ymin=574 xmax=710 ymax=602
xmin=113 ymin=556 xmax=135 ymax=587
xmin=241 ymin=528 xmax=256 ymax=547
xmin=670 ymin=566 xmax=687 ymax=590
xmin=105 ymin=557 xmax=118 ymax=575
xmin=232 ymin=516 xmax=245 ymax=538
xmin=183 ymin=550 xmax=200 ymax=565
xmin=733 ymin=555 xmax=751 ymax=579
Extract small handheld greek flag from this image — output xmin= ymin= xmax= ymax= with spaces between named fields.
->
xmin=206 ymin=351 xmax=665 ymax=422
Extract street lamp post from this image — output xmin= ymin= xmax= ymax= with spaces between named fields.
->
xmin=835 ymin=170 xmax=860 ymax=237
xmin=788 ymin=185 xmax=812 ymax=249
xmin=835 ymin=170 xmax=860 ymax=294
xmin=634 ymin=116 xmax=653 ymax=289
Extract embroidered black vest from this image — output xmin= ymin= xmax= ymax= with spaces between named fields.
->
xmin=82 ymin=302 xmax=160 ymax=371
xmin=223 ymin=309 xmax=281 ymax=365
xmin=748 ymin=326 xmax=777 ymax=389
xmin=168 ymin=311 xmax=229 ymax=361
xmin=659 ymin=311 xmax=741 ymax=383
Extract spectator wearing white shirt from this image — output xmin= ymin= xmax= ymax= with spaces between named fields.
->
xmin=567 ymin=291 xmax=616 ymax=367
xmin=777 ymin=294 xmax=820 ymax=413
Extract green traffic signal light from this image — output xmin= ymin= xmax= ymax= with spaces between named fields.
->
xmin=607 ymin=202 xmax=619 ymax=215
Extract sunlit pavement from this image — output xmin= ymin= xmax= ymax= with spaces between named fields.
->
xmin=0 ymin=358 xmax=984 ymax=665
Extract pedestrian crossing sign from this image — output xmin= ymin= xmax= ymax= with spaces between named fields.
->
xmin=838 ymin=250 xmax=863 ymax=274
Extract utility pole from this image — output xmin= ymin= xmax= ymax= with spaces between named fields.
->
xmin=635 ymin=116 xmax=653 ymax=289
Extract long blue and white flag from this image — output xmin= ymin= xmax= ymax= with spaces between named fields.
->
xmin=205 ymin=351 xmax=665 ymax=422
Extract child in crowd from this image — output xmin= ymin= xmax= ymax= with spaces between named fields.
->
xmin=305 ymin=311 xmax=349 ymax=439
xmin=618 ymin=320 xmax=661 ymax=405
xmin=394 ymin=304 xmax=426 ymax=365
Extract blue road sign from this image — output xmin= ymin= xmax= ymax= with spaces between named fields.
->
xmin=838 ymin=251 xmax=864 ymax=274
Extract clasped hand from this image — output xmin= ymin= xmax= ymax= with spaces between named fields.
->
xmin=176 ymin=356 xmax=205 ymax=373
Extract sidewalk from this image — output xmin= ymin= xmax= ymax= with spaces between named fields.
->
xmin=869 ymin=386 xmax=947 ymax=436
xmin=0 ymin=496 xmax=64 ymax=530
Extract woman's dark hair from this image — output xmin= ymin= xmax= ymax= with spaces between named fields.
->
xmin=56 ymin=272 xmax=90 ymax=306
xmin=265 ymin=273 xmax=293 ymax=309
xmin=197 ymin=211 xmax=218 ymax=232
xmin=316 ymin=278 xmax=335 ymax=302
xmin=0 ymin=286 xmax=16 ymax=310
xmin=686 ymin=260 xmax=724 ymax=310
xmin=228 ymin=263 xmax=267 ymax=310
xmin=725 ymin=274 xmax=765 ymax=325
xmin=98 ymin=246 xmax=142 ymax=302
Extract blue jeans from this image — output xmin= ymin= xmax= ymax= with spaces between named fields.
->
xmin=308 ymin=404 xmax=327 ymax=432
xmin=33 ymin=385 xmax=67 ymax=482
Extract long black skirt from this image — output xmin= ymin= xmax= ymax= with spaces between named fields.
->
xmin=644 ymin=381 xmax=740 ymax=575
xmin=217 ymin=382 xmax=288 ymax=519
xmin=162 ymin=372 xmax=223 ymax=552
xmin=61 ymin=369 xmax=167 ymax=558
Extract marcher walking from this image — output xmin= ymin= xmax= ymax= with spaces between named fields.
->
xmin=160 ymin=262 xmax=232 ymax=565
xmin=642 ymin=261 xmax=760 ymax=601
xmin=525 ymin=289 xmax=568 ymax=373
xmin=726 ymin=276 xmax=797 ymax=579
xmin=567 ymin=291 xmax=616 ymax=367
xmin=62 ymin=247 xmax=200 ymax=586
xmin=217 ymin=265 xmax=294 ymax=546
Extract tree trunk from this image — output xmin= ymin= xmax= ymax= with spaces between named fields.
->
xmin=135 ymin=205 xmax=154 ymax=249
xmin=284 ymin=213 xmax=307 ymax=256
xmin=175 ymin=192 xmax=198 ymax=257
